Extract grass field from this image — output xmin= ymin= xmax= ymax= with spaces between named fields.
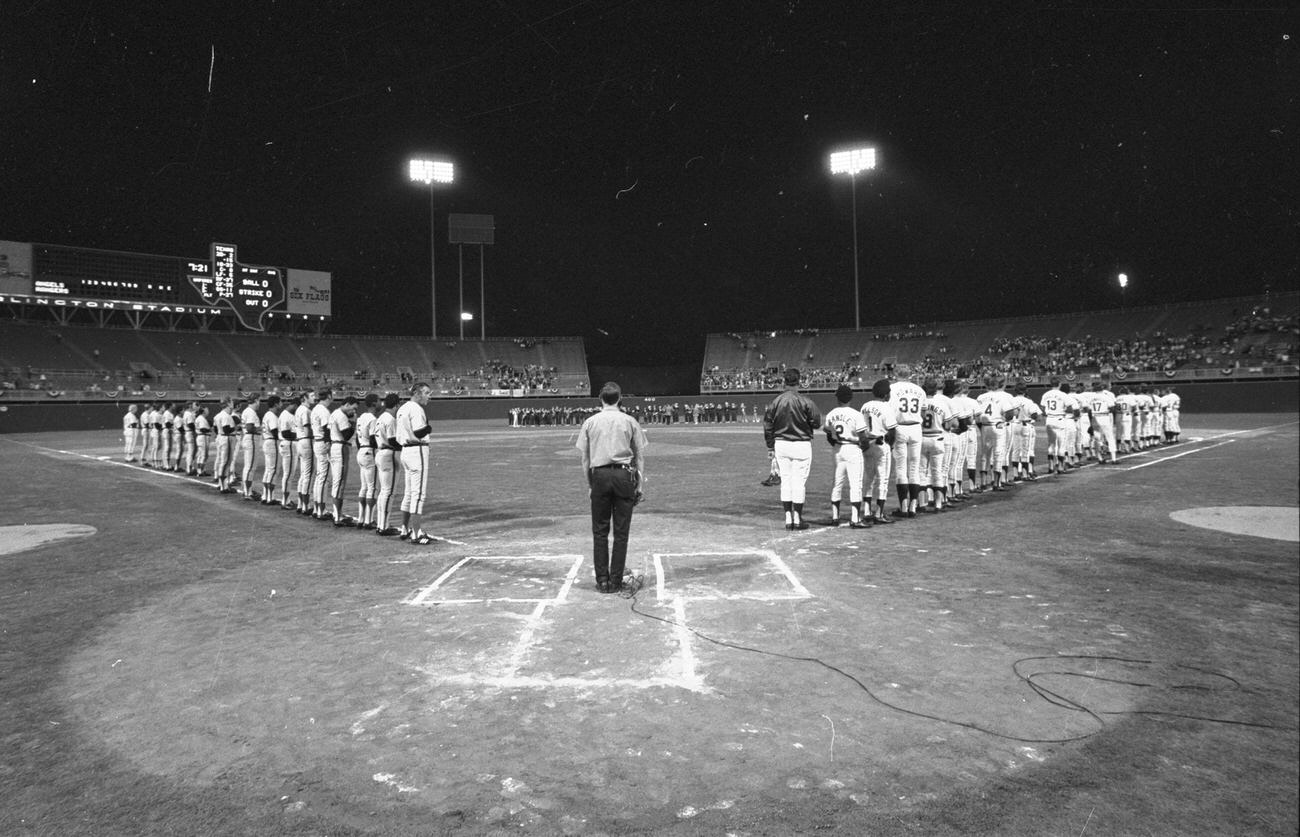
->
xmin=1 ymin=413 xmax=1297 ymax=836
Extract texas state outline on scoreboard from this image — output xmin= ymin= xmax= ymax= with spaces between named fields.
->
xmin=186 ymin=243 xmax=286 ymax=331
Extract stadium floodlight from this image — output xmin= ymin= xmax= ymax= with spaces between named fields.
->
xmin=1118 ymin=272 xmax=1129 ymax=308
xmin=409 ymin=157 xmax=455 ymax=338
xmin=829 ymin=146 xmax=877 ymax=330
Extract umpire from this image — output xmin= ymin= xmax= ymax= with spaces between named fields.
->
xmin=576 ymin=382 xmax=648 ymax=594
xmin=763 ymin=368 xmax=823 ymax=530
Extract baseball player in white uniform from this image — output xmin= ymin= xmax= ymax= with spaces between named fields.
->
xmin=192 ymin=405 xmax=211 ymax=476
xmin=373 ymin=393 xmax=401 ymax=536
xmin=353 ymin=394 xmax=381 ymax=529
xmin=238 ymin=398 xmax=261 ymax=500
xmin=1086 ymin=381 xmax=1118 ymax=463
xmin=160 ymin=402 xmax=177 ymax=471
xmin=860 ymin=379 xmax=897 ymax=524
xmin=309 ymin=389 xmax=334 ymax=519
xmin=259 ymin=395 xmax=282 ymax=504
xmin=396 ymin=382 xmax=435 ymax=544
xmin=920 ymin=378 xmax=955 ymax=512
xmin=276 ymin=397 xmax=299 ymax=509
xmin=122 ymin=404 xmax=140 ymax=462
xmin=1009 ymin=383 xmax=1040 ymax=480
xmin=328 ymin=396 xmax=358 ymax=526
xmin=140 ymin=403 xmax=158 ymax=467
xmin=1161 ymin=386 xmax=1182 ymax=443
xmin=975 ymin=377 xmax=1017 ymax=491
xmin=294 ymin=391 xmax=318 ymax=515
xmin=888 ymin=366 xmax=926 ymax=518
xmin=212 ymin=399 xmax=238 ymax=493
xmin=822 ymin=383 xmax=869 ymax=528
xmin=181 ymin=401 xmax=198 ymax=474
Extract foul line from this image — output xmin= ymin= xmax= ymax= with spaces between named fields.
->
xmin=1122 ymin=439 xmax=1236 ymax=471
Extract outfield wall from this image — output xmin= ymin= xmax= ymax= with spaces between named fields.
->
xmin=0 ymin=380 xmax=1295 ymax=434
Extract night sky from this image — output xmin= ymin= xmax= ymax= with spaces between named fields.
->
xmin=3 ymin=3 xmax=1295 ymax=364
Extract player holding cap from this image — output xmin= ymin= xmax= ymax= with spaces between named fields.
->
xmin=122 ymin=404 xmax=140 ymax=462
xmin=259 ymin=395 xmax=282 ymax=504
xmin=327 ymin=396 xmax=358 ymax=526
xmin=276 ymin=396 xmax=299 ymax=509
xmin=396 ymin=382 xmax=435 ymax=545
xmin=373 ymin=393 xmax=401 ymax=536
xmin=309 ymin=389 xmax=334 ymax=519
xmin=763 ymin=368 xmax=823 ymax=530
xmin=860 ymin=379 xmax=897 ymax=524
xmin=294 ymin=390 xmax=317 ymax=515
xmin=353 ymin=393 xmax=381 ymax=529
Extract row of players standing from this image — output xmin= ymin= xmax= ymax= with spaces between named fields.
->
xmin=763 ymin=367 xmax=1182 ymax=530
xmin=121 ymin=384 xmax=442 ymax=545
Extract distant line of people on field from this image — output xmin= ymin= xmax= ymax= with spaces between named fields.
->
xmin=758 ymin=366 xmax=1183 ymax=531
xmin=121 ymin=384 xmax=441 ymax=545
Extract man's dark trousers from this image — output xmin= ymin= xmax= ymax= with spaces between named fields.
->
xmin=590 ymin=465 xmax=636 ymax=583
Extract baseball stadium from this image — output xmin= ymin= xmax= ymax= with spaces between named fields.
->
xmin=4 ymin=5 xmax=1297 ymax=836
xmin=1 ymin=236 xmax=1296 ymax=835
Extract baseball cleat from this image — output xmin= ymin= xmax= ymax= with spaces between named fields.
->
xmin=376 ymin=527 xmax=400 ymax=537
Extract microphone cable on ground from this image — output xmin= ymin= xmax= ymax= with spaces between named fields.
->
xmin=617 ymin=577 xmax=1296 ymax=743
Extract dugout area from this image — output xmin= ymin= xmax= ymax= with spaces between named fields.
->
xmin=1 ymin=415 xmax=1297 ymax=836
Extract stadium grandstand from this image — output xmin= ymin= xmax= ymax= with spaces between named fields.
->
xmin=0 ymin=321 xmax=589 ymax=402
xmin=699 ymin=293 xmax=1299 ymax=394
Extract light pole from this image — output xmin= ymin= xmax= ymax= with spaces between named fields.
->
xmin=1118 ymin=272 xmax=1129 ymax=309
xmin=829 ymin=146 xmax=877 ymax=331
xmin=408 ymin=158 xmax=454 ymax=339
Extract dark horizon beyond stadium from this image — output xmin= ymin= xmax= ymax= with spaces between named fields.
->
xmin=3 ymin=4 xmax=1295 ymax=364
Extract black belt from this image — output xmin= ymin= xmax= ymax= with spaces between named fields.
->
xmin=402 ymin=442 xmax=428 ymax=447
xmin=592 ymin=462 xmax=632 ymax=470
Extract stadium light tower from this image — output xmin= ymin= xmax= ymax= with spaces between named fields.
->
xmin=829 ymin=146 xmax=877 ymax=331
xmin=409 ymin=157 xmax=455 ymax=339
xmin=1118 ymin=272 xmax=1129 ymax=309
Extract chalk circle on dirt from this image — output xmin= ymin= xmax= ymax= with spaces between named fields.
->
xmin=0 ymin=523 xmax=97 ymax=556
xmin=1170 ymin=506 xmax=1299 ymax=543
xmin=555 ymin=442 xmax=719 ymax=457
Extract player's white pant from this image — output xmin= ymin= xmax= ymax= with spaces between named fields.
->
xmin=978 ymin=422 xmax=1008 ymax=472
xmin=296 ymin=439 xmax=314 ymax=499
xmin=1092 ymin=416 xmax=1117 ymax=460
xmin=774 ymin=438 xmax=813 ymax=504
xmin=356 ymin=447 xmax=377 ymax=500
xmin=864 ymin=442 xmax=892 ymax=501
xmin=145 ymin=428 xmax=160 ymax=466
xmin=1117 ymin=412 xmax=1133 ymax=443
xmin=1073 ymin=417 xmax=1088 ymax=455
xmin=921 ymin=434 xmax=946 ymax=488
xmin=375 ymin=448 xmax=396 ymax=528
xmin=311 ymin=440 xmax=330 ymax=506
xmin=123 ymin=427 xmax=138 ymax=461
xmin=399 ymin=444 xmax=430 ymax=514
xmin=193 ymin=434 xmax=210 ymax=474
xmin=945 ymin=433 xmax=964 ymax=487
xmin=240 ymin=436 xmax=258 ymax=486
xmin=162 ymin=428 xmax=174 ymax=468
xmin=963 ymin=427 xmax=978 ymax=471
xmin=1045 ymin=418 xmax=1069 ymax=457
xmin=1011 ymin=422 xmax=1034 ymax=463
xmin=1165 ymin=409 xmax=1180 ymax=435
xmin=215 ymin=434 xmax=236 ymax=483
xmin=183 ymin=431 xmax=196 ymax=473
xmin=329 ymin=442 xmax=349 ymax=502
xmin=891 ymin=423 xmax=923 ymax=486
xmin=261 ymin=438 xmax=279 ymax=486
xmin=277 ymin=441 xmax=295 ymax=500
xmin=829 ymin=443 xmax=863 ymax=504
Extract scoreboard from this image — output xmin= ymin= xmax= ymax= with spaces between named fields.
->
xmin=187 ymin=243 xmax=285 ymax=330
xmin=0 ymin=240 xmax=330 ymax=328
